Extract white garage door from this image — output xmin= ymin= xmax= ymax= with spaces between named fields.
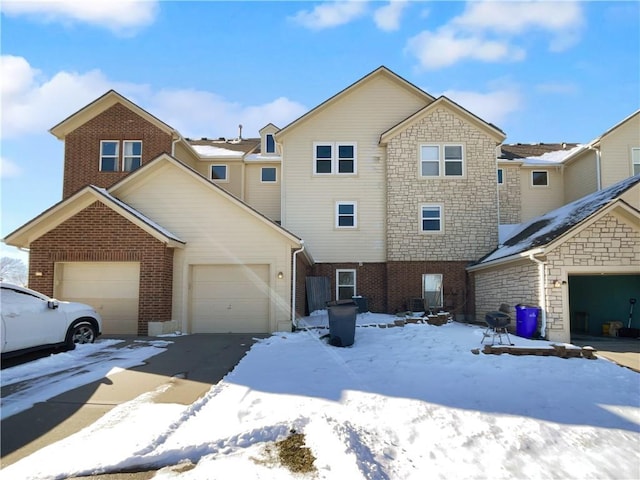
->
xmin=190 ymin=264 xmax=270 ymax=333
xmin=55 ymin=262 xmax=140 ymax=334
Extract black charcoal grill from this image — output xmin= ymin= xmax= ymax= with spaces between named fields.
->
xmin=481 ymin=304 xmax=513 ymax=346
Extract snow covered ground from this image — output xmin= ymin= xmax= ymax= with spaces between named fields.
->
xmin=1 ymin=312 xmax=639 ymax=480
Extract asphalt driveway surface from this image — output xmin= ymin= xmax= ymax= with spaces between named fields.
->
xmin=1 ymin=333 xmax=265 ymax=475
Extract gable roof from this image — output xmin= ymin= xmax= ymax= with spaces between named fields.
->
xmin=469 ymin=174 xmax=640 ymax=269
xmin=4 ymin=185 xmax=185 ymax=249
xmin=379 ymin=95 xmax=506 ymax=145
xmin=49 ymin=90 xmax=179 ymax=140
xmin=275 ymin=66 xmax=436 ymax=140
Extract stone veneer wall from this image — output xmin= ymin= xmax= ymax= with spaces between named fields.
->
xmin=386 ymin=107 xmax=499 ymax=261
xmin=498 ymin=165 xmax=522 ymax=224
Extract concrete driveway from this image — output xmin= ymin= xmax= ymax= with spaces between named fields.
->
xmin=571 ymin=334 xmax=640 ymax=372
xmin=1 ymin=333 xmax=266 ymax=476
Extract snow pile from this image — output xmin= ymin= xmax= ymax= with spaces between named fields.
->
xmin=521 ymin=145 xmax=583 ymax=165
xmin=1 ymin=320 xmax=639 ymax=479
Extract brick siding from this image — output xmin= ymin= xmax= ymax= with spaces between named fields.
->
xmin=62 ymin=103 xmax=173 ymax=199
xmin=28 ymin=201 xmax=174 ymax=335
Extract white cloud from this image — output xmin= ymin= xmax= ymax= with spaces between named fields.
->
xmin=0 ymin=156 xmax=22 ymax=178
xmin=290 ymin=1 xmax=368 ymax=30
xmin=0 ymin=55 xmax=307 ymax=141
xmin=373 ymin=0 xmax=408 ymax=32
xmin=407 ymin=28 xmax=525 ymax=70
xmin=0 ymin=0 xmax=158 ymax=36
xmin=440 ymin=87 xmax=523 ymax=128
xmin=406 ymin=0 xmax=584 ymax=70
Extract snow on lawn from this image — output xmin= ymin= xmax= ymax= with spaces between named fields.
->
xmin=1 ymin=313 xmax=639 ymax=480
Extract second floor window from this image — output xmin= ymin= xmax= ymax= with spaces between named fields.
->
xmin=336 ymin=201 xmax=357 ymax=228
xmin=497 ymin=168 xmax=504 ymax=184
xmin=632 ymin=148 xmax=640 ymax=176
xmin=421 ymin=205 xmax=442 ymax=232
xmin=100 ymin=141 xmax=119 ymax=172
xmin=261 ymin=167 xmax=277 ymax=182
xmin=266 ymin=134 xmax=275 ymax=154
xmin=420 ymin=144 xmax=464 ymax=177
xmin=123 ymin=141 xmax=142 ymax=172
xmin=532 ymin=170 xmax=548 ymax=186
xmin=314 ymin=142 xmax=357 ymax=174
xmin=211 ymin=165 xmax=228 ymax=181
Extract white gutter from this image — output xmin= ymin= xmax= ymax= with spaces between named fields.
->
xmin=528 ymin=253 xmax=547 ymax=338
xmin=291 ymin=240 xmax=305 ymax=330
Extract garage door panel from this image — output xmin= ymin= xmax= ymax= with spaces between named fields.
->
xmin=56 ymin=262 xmax=140 ymax=335
xmin=190 ymin=264 xmax=270 ymax=333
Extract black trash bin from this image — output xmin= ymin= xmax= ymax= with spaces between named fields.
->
xmin=352 ymin=296 xmax=368 ymax=313
xmin=327 ymin=301 xmax=358 ymax=347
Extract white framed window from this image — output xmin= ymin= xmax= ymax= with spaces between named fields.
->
xmin=422 ymin=273 xmax=443 ymax=310
xmin=123 ymin=140 xmax=142 ymax=172
xmin=531 ymin=170 xmax=549 ymax=187
xmin=497 ymin=168 xmax=504 ymax=184
xmin=420 ymin=144 xmax=464 ymax=177
xmin=265 ymin=134 xmax=276 ymax=154
xmin=100 ymin=140 xmax=119 ymax=172
xmin=336 ymin=201 xmax=357 ymax=228
xmin=313 ymin=142 xmax=357 ymax=175
xmin=211 ymin=164 xmax=228 ymax=181
xmin=336 ymin=269 xmax=356 ymax=301
xmin=421 ymin=204 xmax=442 ymax=232
xmin=261 ymin=166 xmax=277 ymax=183
xmin=632 ymin=148 xmax=640 ymax=176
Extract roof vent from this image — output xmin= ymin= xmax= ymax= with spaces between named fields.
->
xmin=201 ymin=137 xmax=208 ymax=141
xmin=238 ymin=124 xmax=243 ymax=140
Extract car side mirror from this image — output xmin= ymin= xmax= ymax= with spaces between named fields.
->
xmin=48 ymin=300 xmax=59 ymax=309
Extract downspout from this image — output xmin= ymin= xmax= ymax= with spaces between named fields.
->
xmin=291 ymin=240 xmax=305 ymax=330
xmin=528 ymin=254 xmax=547 ymax=338
xmin=586 ymin=144 xmax=602 ymax=190
xmin=171 ymin=133 xmax=180 ymax=157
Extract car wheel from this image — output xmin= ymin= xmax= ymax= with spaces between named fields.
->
xmin=65 ymin=321 xmax=97 ymax=350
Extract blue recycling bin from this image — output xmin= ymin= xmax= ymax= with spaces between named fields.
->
xmin=516 ymin=304 xmax=539 ymax=338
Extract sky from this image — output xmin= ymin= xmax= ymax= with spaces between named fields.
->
xmin=1 ymin=0 xmax=639 ymax=263
xmin=1 ymin=313 xmax=639 ymax=479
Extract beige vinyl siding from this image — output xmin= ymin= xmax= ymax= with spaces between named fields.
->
xmin=520 ymin=167 xmax=565 ymax=221
xmin=245 ymin=163 xmax=281 ymax=222
xmin=599 ymin=114 xmax=640 ymax=187
xmin=117 ymin=161 xmax=297 ymax=333
xmin=172 ymin=142 xmax=200 ymax=170
xmin=281 ymin=74 xmax=429 ymax=263
xmin=563 ymin=151 xmax=598 ymax=203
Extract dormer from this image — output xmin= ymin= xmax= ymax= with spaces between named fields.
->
xmin=259 ymin=123 xmax=280 ymax=156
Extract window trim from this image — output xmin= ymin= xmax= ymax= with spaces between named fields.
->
xmin=336 ymin=201 xmax=357 ymax=229
xmin=100 ymin=140 xmax=119 ymax=172
xmin=336 ymin=269 xmax=356 ymax=301
xmin=419 ymin=143 xmax=464 ymax=178
xmin=313 ymin=142 xmax=357 ymax=175
xmin=122 ymin=140 xmax=143 ymax=172
xmin=210 ymin=164 xmax=229 ymax=182
xmin=531 ymin=170 xmax=549 ymax=187
xmin=632 ymin=147 xmax=640 ymax=176
xmin=261 ymin=166 xmax=277 ymax=183
xmin=420 ymin=204 xmax=443 ymax=233
xmin=497 ymin=168 xmax=504 ymax=185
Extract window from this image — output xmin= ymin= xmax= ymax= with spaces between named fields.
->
xmin=422 ymin=274 xmax=443 ymax=310
xmin=123 ymin=141 xmax=142 ymax=172
xmin=261 ymin=167 xmax=277 ymax=182
xmin=336 ymin=269 xmax=356 ymax=301
xmin=211 ymin=165 xmax=228 ymax=181
xmin=266 ymin=134 xmax=275 ymax=154
xmin=444 ymin=145 xmax=463 ymax=176
xmin=632 ymin=148 xmax=640 ymax=175
xmin=313 ymin=142 xmax=357 ymax=174
xmin=420 ymin=144 xmax=464 ymax=177
xmin=421 ymin=205 xmax=442 ymax=232
xmin=532 ymin=170 xmax=548 ymax=186
xmin=497 ymin=168 xmax=504 ymax=184
xmin=100 ymin=141 xmax=119 ymax=172
xmin=336 ymin=202 xmax=357 ymax=228
xmin=420 ymin=145 xmax=439 ymax=176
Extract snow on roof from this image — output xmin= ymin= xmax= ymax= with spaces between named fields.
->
xmin=93 ymin=187 xmax=185 ymax=243
xmin=191 ymin=144 xmax=245 ymax=158
xmin=244 ymin=153 xmax=281 ymax=163
xmin=520 ymin=144 xmax=584 ymax=165
xmin=477 ymin=175 xmax=640 ymax=264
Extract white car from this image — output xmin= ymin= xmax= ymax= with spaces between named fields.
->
xmin=1 ymin=282 xmax=102 ymax=358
